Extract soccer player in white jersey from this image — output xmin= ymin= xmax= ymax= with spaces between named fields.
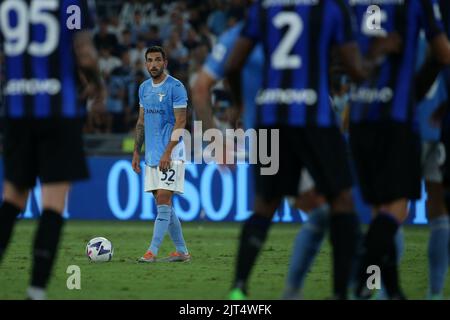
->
xmin=132 ymin=46 xmax=190 ymax=263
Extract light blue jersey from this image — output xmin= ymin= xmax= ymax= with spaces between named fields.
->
xmin=416 ymin=34 xmax=448 ymax=142
xmin=139 ymin=75 xmax=188 ymax=166
xmin=203 ymin=22 xmax=264 ymax=129
xmin=417 ymin=75 xmax=448 ymax=142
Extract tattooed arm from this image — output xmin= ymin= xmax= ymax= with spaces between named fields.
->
xmin=132 ymin=107 xmax=145 ymax=174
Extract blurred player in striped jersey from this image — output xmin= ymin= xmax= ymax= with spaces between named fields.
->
xmin=0 ymin=0 xmax=102 ymax=299
xmin=225 ymin=0 xmax=400 ymax=300
xmin=349 ymin=0 xmax=450 ymax=299
xmin=191 ymin=10 xmax=339 ymax=300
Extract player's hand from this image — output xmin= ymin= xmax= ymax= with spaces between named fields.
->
xmin=368 ymin=32 xmax=403 ymax=60
xmin=132 ymin=151 xmax=141 ymax=174
xmin=430 ymin=102 xmax=447 ymax=128
xmin=218 ymin=140 xmax=236 ymax=172
xmin=159 ymin=152 xmax=171 ymax=172
xmin=90 ymin=82 xmax=107 ymax=113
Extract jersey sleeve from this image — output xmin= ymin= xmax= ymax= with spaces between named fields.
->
xmin=332 ymin=0 xmax=357 ymax=46
xmin=138 ymin=83 xmax=144 ymax=108
xmin=203 ymin=26 xmax=241 ymax=80
xmin=418 ymin=0 xmax=445 ymax=41
xmin=241 ymin=1 xmax=262 ymax=42
xmin=172 ymin=81 xmax=188 ymax=109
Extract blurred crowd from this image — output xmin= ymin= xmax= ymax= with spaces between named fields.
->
xmin=86 ymin=0 xmax=245 ymax=135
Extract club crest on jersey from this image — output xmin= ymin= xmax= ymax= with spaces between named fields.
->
xmin=158 ymin=93 xmax=166 ymax=102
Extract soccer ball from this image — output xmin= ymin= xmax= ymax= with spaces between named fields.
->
xmin=86 ymin=237 xmax=113 ymax=262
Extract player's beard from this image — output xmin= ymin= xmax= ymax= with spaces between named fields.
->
xmin=149 ymin=67 xmax=165 ymax=80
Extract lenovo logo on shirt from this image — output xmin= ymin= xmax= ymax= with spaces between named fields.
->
xmin=145 ymin=109 xmax=165 ymax=115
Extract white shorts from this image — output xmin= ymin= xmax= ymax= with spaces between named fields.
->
xmin=287 ymin=169 xmax=316 ymax=207
xmin=144 ymin=160 xmax=185 ymax=194
xmin=422 ymin=142 xmax=446 ymax=183
xmin=298 ymin=168 xmax=316 ymax=194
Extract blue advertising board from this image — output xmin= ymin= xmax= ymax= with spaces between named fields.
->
xmin=0 ymin=157 xmax=429 ymax=224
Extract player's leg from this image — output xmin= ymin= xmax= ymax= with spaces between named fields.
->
xmin=27 ymin=182 xmax=70 ymax=300
xmin=166 ymin=206 xmax=190 ymax=261
xmin=328 ymin=189 xmax=360 ymax=300
xmin=287 ymin=214 xmax=329 ymax=295
xmin=359 ymin=200 xmax=407 ymax=300
xmin=302 ymin=127 xmax=359 ymax=300
xmin=27 ymin=119 xmax=89 ymax=300
xmin=146 ymin=189 xmax=173 ymax=257
xmin=139 ymin=164 xmax=172 ymax=262
xmin=230 ymin=194 xmax=282 ymax=299
xmin=351 ymin=122 xmax=420 ymax=299
xmin=283 ymin=188 xmax=329 ymax=299
xmin=0 ymin=120 xmax=35 ymax=262
xmin=230 ymin=127 xmax=301 ymax=299
xmin=375 ymin=226 xmax=405 ymax=300
xmin=423 ymin=142 xmax=449 ymax=299
xmin=441 ymin=100 xmax=450 ymax=269
xmin=166 ymin=161 xmax=189 ymax=261
xmin=368 ymin=128 xmax=421 ymax=300
xmin=0 ymin=182 xmax=29 ymax=262
xmin=426 ymin=182 xmax=449 ymax=299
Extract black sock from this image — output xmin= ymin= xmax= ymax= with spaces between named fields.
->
xmin=382 ymin=238 xmax=403 ymax=299
xmin=0 ymin=202 xmax=23 ymax=262
xmin=31 ymin=209 xmax=64 ymax=289
xmin=233 ymin=214 xmax=272 ymax=293
xmin=357 ymin=213 xmax=400 ymax=298
xmin=350 ymin=218 xmax=364 ymax=288
xmin=329 ymin=213 xmax=359 ymax=299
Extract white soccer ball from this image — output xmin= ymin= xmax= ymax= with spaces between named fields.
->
xmin=86 ymin=237 xmax=113 ymax=262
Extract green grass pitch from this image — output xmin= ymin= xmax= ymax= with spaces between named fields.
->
xmin=0 ymin=220 xmax=449 ymax=299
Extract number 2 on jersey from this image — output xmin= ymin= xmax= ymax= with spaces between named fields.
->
xmin=271 ymin=11 xmax=303 ymax=70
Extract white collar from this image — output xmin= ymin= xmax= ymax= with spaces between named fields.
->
xmin=151 ymin=73 xmax=169 ymax=87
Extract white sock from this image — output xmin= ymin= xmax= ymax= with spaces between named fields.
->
xmin=27 ymin=286 xmax=46 ymax=300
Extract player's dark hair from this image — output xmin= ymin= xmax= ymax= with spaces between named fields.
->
xmin=145 ymin=46 xmax=166 ymax=61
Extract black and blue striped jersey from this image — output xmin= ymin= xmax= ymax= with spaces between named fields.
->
xmin=241 ymin=0 xmax=357 ymax=128
xmin=349 ymin=0 xmax=444 ymax=125
xmin=0 ymin=0 xmax=94 ymax=119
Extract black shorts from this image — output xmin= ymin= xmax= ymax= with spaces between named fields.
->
xmin=349 ymin=122 xmax=421 ymax=205
xmin=254 ymin=126 xmax=353 ymax=202
xmin=3 ymin=118 xmax=89 ymax=188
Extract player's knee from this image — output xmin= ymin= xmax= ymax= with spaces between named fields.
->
xmin=379 ymin=199 xmax=408 ymax=223
xmin=156 ymin=192 xmax=172 ymax=206
xmin=425 ymin=181 xmax=447 ymax=220
xmin=254 ymin=196 xmax=281 ymax=218
xmin=2 ymin=182 xmax=29 ymax=211
xmin=427 ymin=210 xmax=447 ymax=221
xmin=41 ymin=183 xmax=70 ymax=213
xmin=330 ymin=189 xmax=354 ymax=212
xmin=296 ymin=190 xmax=327 ymax=212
